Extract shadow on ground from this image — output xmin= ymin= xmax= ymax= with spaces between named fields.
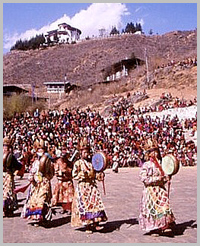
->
xmin=41 ymin=216 xmax=71 ymax=228
xmin=172 ymin=220 xmax=197 ymax=236
xmin=144 ymin=219 xmax=197 ymax=238
xmin=76 ymin=218 xmax=138 ymax=233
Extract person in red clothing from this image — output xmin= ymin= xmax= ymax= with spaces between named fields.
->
xmin=51 ymin=146 xmax=74 ymax=214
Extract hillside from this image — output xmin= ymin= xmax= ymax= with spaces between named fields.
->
xmin=3 ymin=30 xmax=197 ymax=111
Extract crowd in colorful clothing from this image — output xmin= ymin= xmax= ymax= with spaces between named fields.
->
xmin=155 ymin=56 xmax=197 ymax=71
xmin=3 ymin=92 xmax=197 ymax=235
xmin=3 ymin=93 xmax=197 ymax=173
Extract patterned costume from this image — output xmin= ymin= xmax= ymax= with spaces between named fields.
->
xmin=51 ymin=157 xmax=74 ymax=212
xmin=3 ymin=168 xmax=18 ymax=216
xmin=21 ymin=154 xmax=54 ymax=224
xmin=3 ymin=139 xmax=22 ymax=216
xmin=139 ymin=157 xmax=175 ymax=232
xmin=71 ymin=159 xmax=107 ymax=227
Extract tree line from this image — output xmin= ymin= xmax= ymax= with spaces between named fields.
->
xmin=110 ymin=22 xmax=143 ymax=35
xmin=10 ymin=34 xmax=46 ymax=51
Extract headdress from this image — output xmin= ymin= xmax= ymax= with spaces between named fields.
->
xmin=78 ymin=137 xmax=90 ymax=151
xmin=143 ymin=138 xmax=159 ymax=153
xmin=143 ymin=138 xmax=161 ymax=161
xmin=3 ymin=137 xmax=11 ymax=146
xmin=38 ymin=139 xmax=46 ymax=149
xmin=34 ymin=139 xmax=46 ymax=150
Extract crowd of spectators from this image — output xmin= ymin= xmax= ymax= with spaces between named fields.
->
xmin=156 ymin=56 xmax=197 ymax=71
xmin=3 ymin=93 xmax=197 ymax=174
xmin=113 ymin=93 xmax=196 ymax=116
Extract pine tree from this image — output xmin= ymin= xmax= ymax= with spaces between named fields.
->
xmin=110 ymin=26 xmax=120 ymax=35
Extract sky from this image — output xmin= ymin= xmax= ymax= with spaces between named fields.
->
xmin=3 ymin=3 xmax=197 ymax=54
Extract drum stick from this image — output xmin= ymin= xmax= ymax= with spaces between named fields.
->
xmin=167 ymin=176 xmax=171 ymax=198
xmin=102 ymin=180 xmax=106 ymax=195
xmin=70 ymin=150 xmax=78 ymax=162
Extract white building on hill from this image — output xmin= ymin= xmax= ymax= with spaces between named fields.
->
xmin=45 ymin=23 xmax=81 ymax=44
xmin=43 ymin=81 xmax=70 ymax=93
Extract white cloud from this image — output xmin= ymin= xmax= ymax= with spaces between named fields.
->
xmin=71 ymin=3 xmax=129 ymax=37
xmin=135 ymin=7 xmax=142 ymax=13
xmin=137 ymin=18 xmax=144 ymax=27
xmin=3 ymin=3 xmax=129 ymax=52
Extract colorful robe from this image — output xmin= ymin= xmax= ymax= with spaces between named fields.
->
xmin=3 ymin=152 xmax=21 ymax=216
xmin=51 ymin=158 xmax=74 ymax=211
xmin=3 ymin=172 xmax=18 ymax=215
xmin=71 ymin=159 xmax=107 ymax=227
xmin=139 ymin=157 xmax=175 ymax=232
xmin=21 ymin=155 xmax=54 ymax=223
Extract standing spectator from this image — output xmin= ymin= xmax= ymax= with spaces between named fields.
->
xmin=112 ymin=150 xmax=119 ymax=173
xmin=34 ymin=108 xmax=39 ymax=118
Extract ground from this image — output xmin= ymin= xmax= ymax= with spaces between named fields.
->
xmin=3 ymin=166 xmax=197 ymax=243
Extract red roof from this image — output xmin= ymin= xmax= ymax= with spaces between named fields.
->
xmin=58 ymin=23 xmax=81 ymax=34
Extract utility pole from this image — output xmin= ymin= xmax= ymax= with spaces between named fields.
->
xmin=31 ymin=82 xmax=35 ymax=106
xmin=64 ymin=73 xmax=67 ymax=95
xmin=95 ymin=60 xmax=98 ymax=83
xmin=62 ymin=73 xmax=67 ymax=99
xmin=49 ymin=92 xmax=51 ymax=109
xmin=64 ymin=73 xmax=67 ymax=86
xmin=144 ymin=48 xmax=149 ymax=87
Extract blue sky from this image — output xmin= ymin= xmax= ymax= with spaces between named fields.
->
xmin=3 ymin=3 xmax=197 ymax=54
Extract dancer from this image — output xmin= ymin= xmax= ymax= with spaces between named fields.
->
xmin=3 ymin=137 xmax=21 ymax=217
xmin=71 ymin=137 xmax=107 ymax=233
xmin=21 ymin=140 xmax=54 ymax=226
xmin=139 ymin=139 xmax=175 ymax=236
xmin=51 ymin=145 xmax=74 ymax=214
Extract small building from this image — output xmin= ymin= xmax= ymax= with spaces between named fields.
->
xmin=3 ymin=84 xmax=47 ymax=102
xmin=3 ymin=85 xmax=29 ymax=96
xmin=45 ymin=23 xmax=81 ymax=44
xmin=43 ymin=81 xmax=77 ymax=93
xmin=104 ymin=57 xmax=144 ymax=82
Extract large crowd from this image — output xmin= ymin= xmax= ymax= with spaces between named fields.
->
xmin=3 ymin=91 xmax=197 ymax=235
xmin=3 ymin=92 xmax=197 ymax=174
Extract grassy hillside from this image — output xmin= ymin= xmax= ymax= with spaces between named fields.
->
xmin=3 ymin=30 xmax=197 ymax=112
xmin=3 ymin=30 xmax=196 ymax=86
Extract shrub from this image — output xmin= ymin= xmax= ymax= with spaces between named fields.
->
xmin=3 ymin=94 xmax=46 ymax=119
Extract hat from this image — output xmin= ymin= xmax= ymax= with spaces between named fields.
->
xmin=79 ymin=137 xmax=90 ymax=150
xmin=39 ymin=139 xmax=46 ymax=149
xmin=144 ymin=138 xmax=159 ymax=153
xmin=34 ymin=139 xmax=46 ymax=150
xmin=3 ymin=137 xmax=11 ymax=146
